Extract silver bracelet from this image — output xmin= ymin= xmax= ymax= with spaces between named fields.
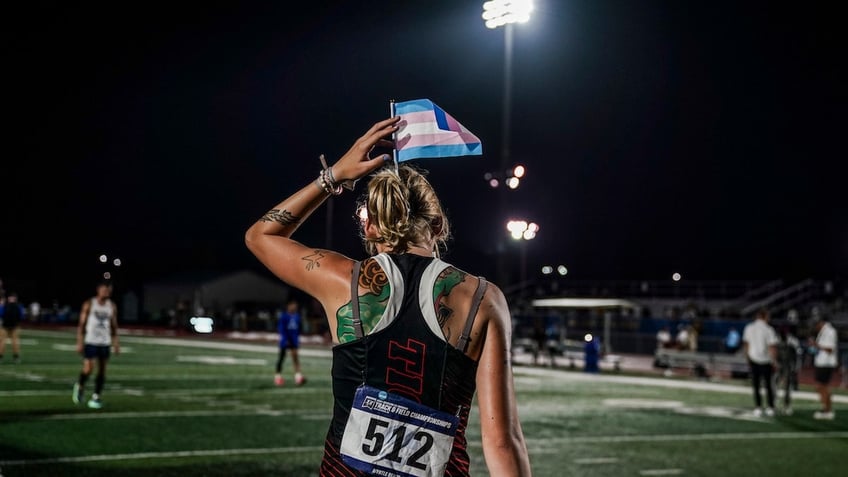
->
xmin=317 ymin=168 xmax=342 ymax=196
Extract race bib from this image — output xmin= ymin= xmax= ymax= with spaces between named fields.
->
xmin=340 ymin=385 xmax=459 ymax=477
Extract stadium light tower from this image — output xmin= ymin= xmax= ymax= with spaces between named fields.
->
xmin=507 ymin=219 xmax=539 ymax=299
xmin=483 ymin=0 xmax=534 ymax=289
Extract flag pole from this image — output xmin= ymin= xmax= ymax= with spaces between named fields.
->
xmin=389 ymin=99 xmax=399 ymax=172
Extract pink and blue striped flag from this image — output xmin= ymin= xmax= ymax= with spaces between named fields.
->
xmin=392 ymin=99 xmax=482 ymax=162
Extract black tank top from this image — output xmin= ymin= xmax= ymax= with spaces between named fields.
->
xmin=319 ymin=254 xmax=487 ymax=476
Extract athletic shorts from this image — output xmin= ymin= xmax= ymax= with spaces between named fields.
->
xmin=814 ymin=366 xmax=835 ymax=384
xmin=83 ymin=344 xmax=111 ymax=360
xmin=279 ymin=331 xmax=300 ymax=349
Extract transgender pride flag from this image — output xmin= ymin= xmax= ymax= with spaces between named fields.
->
xmin=392 ymin=99 xmax=482 ymax=162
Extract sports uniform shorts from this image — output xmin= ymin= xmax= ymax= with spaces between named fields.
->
xmin=83 ymin=344 xmax=111 ymax=360
xmin=814 ymin=366 xmax=835 ymax=384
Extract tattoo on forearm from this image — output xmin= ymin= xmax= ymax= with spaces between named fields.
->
xmin=260 ymin=208 xmax=300 ymax=225
xmin=302 ymin=250 xmax=325 ymax=271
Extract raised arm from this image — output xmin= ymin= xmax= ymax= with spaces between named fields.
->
xmin=244 ymin=117 xmax=400 ymax=306
xmin=475 ymin=285 xmax=532 ymax=476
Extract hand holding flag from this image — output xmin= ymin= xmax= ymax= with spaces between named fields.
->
xmin=392 ymin=99 xmax=482 ymax=162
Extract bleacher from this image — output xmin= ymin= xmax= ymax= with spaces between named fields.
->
xmin=653 ymin=347 xmax=749 ymax=378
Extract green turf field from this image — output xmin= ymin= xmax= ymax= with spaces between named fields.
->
xmin=1 ymin=329 xmax=845 ymax=477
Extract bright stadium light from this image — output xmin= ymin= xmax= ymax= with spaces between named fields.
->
xmin=506 ymin=218 xmax=539 ymax=298
xmin=507 ymin=220 xmax=538 ymax=240
xmin=99 ymin=254 xmax=108 ymax=263
xmin=482 ymin=0 xmax=534 ymax=29
xmin=672 ymin=272 xmax=682 ymax=282
xmin=542 ymin=265 xmax=553 ymax=275
xmin=512 ymin=164 xmax=526 ymax=178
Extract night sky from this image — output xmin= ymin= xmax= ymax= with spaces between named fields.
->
xmin=5 ymin=1 xmax=846 ymax=305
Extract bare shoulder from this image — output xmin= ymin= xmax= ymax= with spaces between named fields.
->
xmin=434 ymin=265 xmax=510 ymax=359
xmin=478 ymin=281 xmax=509 ymax=328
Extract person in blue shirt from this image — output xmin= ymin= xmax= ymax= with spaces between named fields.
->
xmin=0 ymin=292 xmax=26 ymax=363
xmin=274 ymin=298 xmax=306 ymax=386
xmin=584 ymin=333 xmax=601 ymax=373
xmin=725 ymin=326 xmax=741 ymax=353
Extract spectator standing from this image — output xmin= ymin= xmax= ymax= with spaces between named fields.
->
xmin=775 ymin=325 xmax=801 ymax=415
xmin=656 ymin=325 xmax=672 ymax=349
xmin=742 ymin=308 xmax=778 ymax=417
xmin=274 ymin=298 xmax=306 ymax=386
xmin=584 ymin=333 xmax=600 ymax=373
xmin=809 ymin=316 xmax=839 ymax=420
xmin=0 ymin=292 xmax=26 ymax=363
xmin=675 ymin=323 xmax=690 ymax=350
xmin=725 ymin=327 xmax=741 ymax=354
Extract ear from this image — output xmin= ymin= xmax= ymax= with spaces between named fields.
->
xmin=430 ymin=217 xmax=443 ymax=236
xmin=364 ymin=219 xmax=380 ymax=239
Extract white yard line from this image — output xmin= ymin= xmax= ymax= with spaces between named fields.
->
xmin=640 ymin=469 xmax=684 ymax=476
xmin=36 ymin=408 xmax=330 ymax=420
xmin=526 ymin=431 xmax=848 ymax=446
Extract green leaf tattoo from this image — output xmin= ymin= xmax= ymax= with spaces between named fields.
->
xmin=433 ymin=267 xmax=465 ymax=327
xmin=337 ymin=259 xmax=391 ymax=343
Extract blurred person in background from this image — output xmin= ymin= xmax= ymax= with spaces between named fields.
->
xmin=73 ymin=281 xmax=120 ymax=409
xmin=742 ymin=308 xmax=778 ymax=417
xmin=274 ymin=298 xmax=306 ymax=386
xmin=725 ymin=326 xmax=741 ymax=354
xmin=808 ymin=316 xmax=838 ymax=420
xmin=656 ymin=325 xmax=672 ymax=350
xmin=775 ymin=325 xmax=801 ymax=415
xmin=0 ymin=291 xmax=26 ymax=363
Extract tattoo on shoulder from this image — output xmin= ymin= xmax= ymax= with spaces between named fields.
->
xmin=260 ymin=208 xmax=300 ymax=225
xmin=302 ymin=250 xmax=326 ymax=271
xmin=433 ymin=267 xmax=466 ymax=326
xmin=336 ymin=258 xmax=391 ymax=343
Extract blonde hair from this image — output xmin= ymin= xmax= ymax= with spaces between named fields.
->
xmin=361 ymin=165 xmax=450 ymax=256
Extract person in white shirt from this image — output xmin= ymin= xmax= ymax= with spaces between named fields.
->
xmin=808 ymin=317 xmax=839 ymax=420
xmin=656 ymin=326 xmax=672 ymax=349
xmin=73 ymin=281 xmax=120 ymax=409
xmin=742 ymin=308 xmax=778 ymax=417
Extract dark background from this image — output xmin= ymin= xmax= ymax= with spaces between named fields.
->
xmin=4 ymin=0 xmax=845 ymax=306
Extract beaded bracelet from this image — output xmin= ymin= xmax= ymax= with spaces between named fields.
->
xmin=315 ymin=154 xmax=356 ymax=195
xmin=316 ymin=168 xmax=343 ymax=195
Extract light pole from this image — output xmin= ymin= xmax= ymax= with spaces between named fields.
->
xmin=482 ymin=1 xmax=534 ymax=288
xmin=506 ymin=219 xmax=539 ymax=299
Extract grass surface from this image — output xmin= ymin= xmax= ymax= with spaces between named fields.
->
xmin=1 ymin=329 xmax=845 ymax=476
